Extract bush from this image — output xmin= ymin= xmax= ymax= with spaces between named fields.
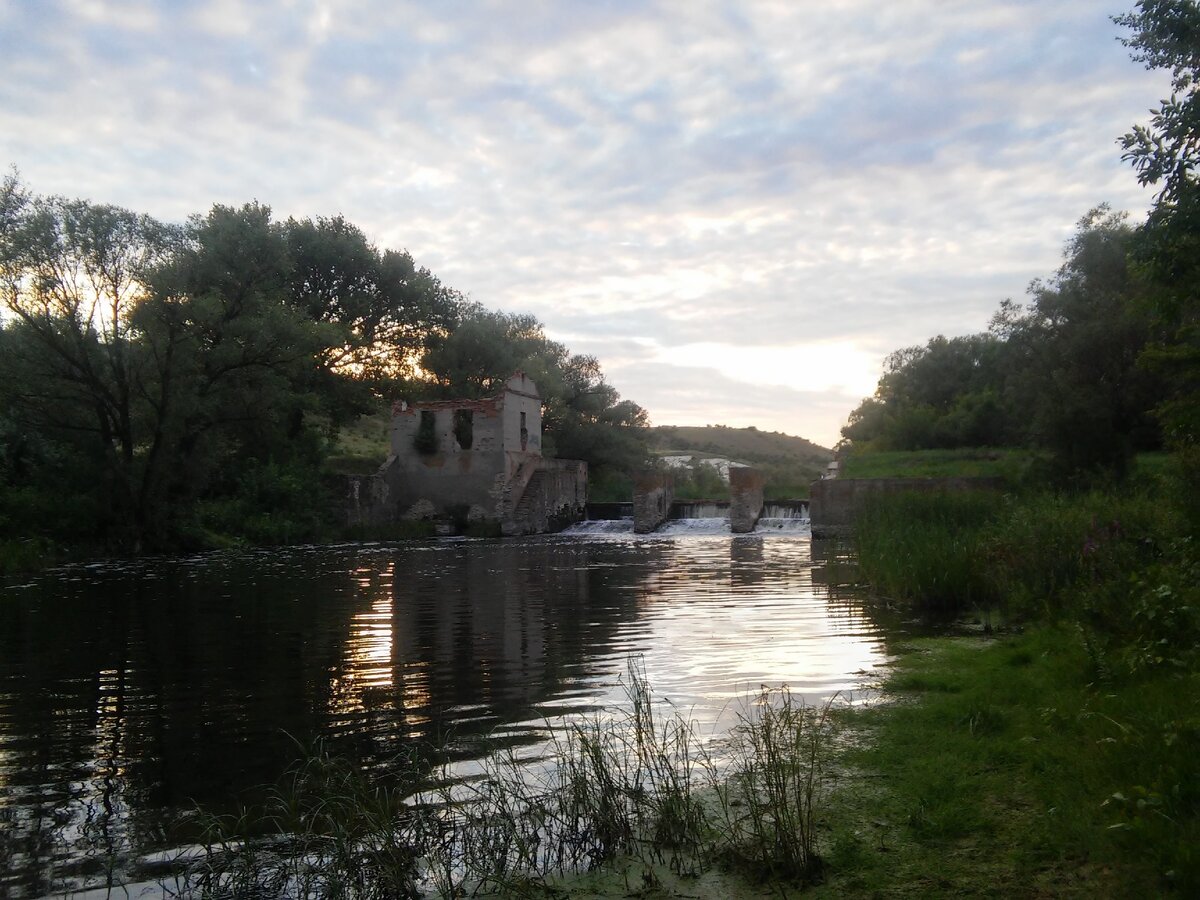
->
xmin=194 ymin=460 xmax=334 ymax=546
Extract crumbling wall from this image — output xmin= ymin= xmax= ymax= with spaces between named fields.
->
xmin=391 ymin=397 xmax=505 ymax=459
xmin=809 ymin=477 xmax=1004 ymax=537
xmin=505 ymin=459 xmax=588 ymax=535
xmin=501 ymin=373 xmax=543 ymax=455
xmin=376 ymin=375 xmax=586 ymax=535
xmin=633 ymin=471 xmax=674 ymax=534
xmin=343 ymin=469 xmax=394 ymax=528
xmin=386 ymin=396 xmax=512 ymax=522
xmin=729 ymin=467 xmax=765 ymax=534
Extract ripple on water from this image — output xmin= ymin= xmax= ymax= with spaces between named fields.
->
xmin=0 ymin=530 xmax=883 ymax=896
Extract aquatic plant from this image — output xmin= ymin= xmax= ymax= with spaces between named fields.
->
xmin=176 ymin=661 xmax=837 ymax=896
xmin=716 ymin=687 xmax=833 ymax=883
xmin=183 ymin=743 xmax=426 ymax=898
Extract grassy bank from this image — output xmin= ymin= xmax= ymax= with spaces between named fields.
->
xmin=839 ymin=447 xmax=1036 ymax=482
xmin=815 ymin=629 xmax=1200 ymax=897
xmin=835 ymin=474 xmax=1200 ymax=895
xmin=0 ymin=536 xmax=59 ymax=575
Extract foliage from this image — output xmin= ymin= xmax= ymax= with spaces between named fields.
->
xmin=412 ymin=410 xmax=438 ymax=456
xmin=184 ymin=742 xmax=425 ymax=899
xmin=651 ymin=425 xmax=831 ymax=499
xmin=823 ymin=631 xmax=1200 ymax=896
xmin=0 ymin=174 xmax=645 ymax=554
xmin=175 ymin=661 xmax=836 ymax=896
xmin=284 ymin=214 xmax=459 ymax=394
xmin=667 ymin=458 xmax=730 ymax=500
xmin=716 ymin=688 xmax=832 ymax=883
xmin=1115 ymin=1 xmax=1200 ymax=457
xmin=841 ymin=209 xmax=1164 ymax=481
xmin=844 ymin=444 xmax=1200 ymax=896
xmin=854 ymin=490 xmax=1002 ymax=613
xmin=191 ymin=458 xmax=334 ymax=547
xmin=839 ymin=447 xmax=1037 ymax=482
xmin=851 ymin=480 xmax=1191 ymax=667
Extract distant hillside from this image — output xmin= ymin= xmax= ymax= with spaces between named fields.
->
xmin=649 ymin=425 xmax=832 ymax=499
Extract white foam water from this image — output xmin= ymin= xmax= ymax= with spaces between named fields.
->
xmin=562 ymin=517 xmax=810 ymax=537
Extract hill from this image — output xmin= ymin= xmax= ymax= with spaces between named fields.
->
xmin=649 ymin=425 xmax=832 ymax=499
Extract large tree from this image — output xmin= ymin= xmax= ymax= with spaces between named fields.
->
xmin=1004 ymin=207 xmax=1161 ymax=475
xmin=840 ymin=209 xmax=1162 ymax=477
xmin=0 ymin=187 xmax=424 ymax=548
xmin=0 ymin=183 xmax=183 ymax=544
xmin=283 ymin=215 xmax=460 ymax=408
xmin=1115 ymin=0 xmax=1200 ymax=447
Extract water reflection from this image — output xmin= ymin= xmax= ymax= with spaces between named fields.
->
xmin=0 ymin=532 xmax=887 ymax=896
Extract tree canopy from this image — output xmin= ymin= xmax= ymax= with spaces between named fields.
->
xmin=841 ymin=208 xmax=1165 ymax=480
xmin=1115 ymin=0 xmax=1200 ymax=449
xmin=0 ymin=176 xmax=646 ymax=551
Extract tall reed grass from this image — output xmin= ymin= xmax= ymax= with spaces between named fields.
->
xmin=854 ymin=490 xmax=999 ymax=613
xmin=853 ymin=487 xmax=1174 ymax=623
xmin=715 ymin=687 xmax=833 ymax=882
xmin=847 ymin=479 xmax=1200 ymax=890
xmin=175 ymin=661 xmax=836 ymax=897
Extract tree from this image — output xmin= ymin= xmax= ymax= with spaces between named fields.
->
xmin=283 ymin=216 xmax=460 ymax=408
xmin=0 ymin=189 xmax=338 ymax=548
xmin=840 ymin=208 xmax=1162 ymax=476
xmin=421 ymin=304 xmax=550 ymax=397
xmin=1008 ymin=207 xmax=1162 ymax=475
xmin=1115 ymin=1 xmax=1200 ymax=446
xmin=840 ymin=333 xmax=1013 ymax=451
xmin=0 ymin=183 xmax=182 ymax=544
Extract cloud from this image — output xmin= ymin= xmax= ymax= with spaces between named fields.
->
xmin=0 ymin=0 xmax=1164 ymax=443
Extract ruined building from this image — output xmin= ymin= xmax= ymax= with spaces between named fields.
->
xmin=346 ymin=373 xmax=587 ymax=535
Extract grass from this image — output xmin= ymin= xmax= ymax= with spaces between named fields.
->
xmin=815 ymin=629 xmax=1200 ymax=897
xmin=831 ymin=461 xmax=1200 ymax=896
xmin=0 ymin=536 xmax=58 ymax=575
xmin=183 ymin=744 xmax=425 ymax=898
xmin=839 ymin=447 xmax=1037 ymax=482
xmin=715 ymin=687 xmax=832 ymax=882
xmin=325 ymin=406 xmax=393 ymax=475
xmin=853 ymin=486 xmax=1172 ymax=620
xmin=854 ymin=490 xmax=1001 ymax=614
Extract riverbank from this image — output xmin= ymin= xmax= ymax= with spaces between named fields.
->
xmin=816 ymin=472 xmax=1200 ymax=897
xmin=490 ymin=625 xmax=1198 ymax=898
xmin=813 ymin=627 xmax=1199 ymax=897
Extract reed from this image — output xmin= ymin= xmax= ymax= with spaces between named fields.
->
xmin=854 ymin=490 xmax=999 ymax=613
xmin=176 ymin=661 xmax=838 ymax=897
xmin=853 ymin=487 xmax=1174 ymax=621
xmin=715 ymin=687 xmax=833 ymax=884
xmin=183 ymin=743 xmax=426 ymax=898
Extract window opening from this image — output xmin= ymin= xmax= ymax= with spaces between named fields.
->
xmin=453 ymin=409 xmax=474 ymax=450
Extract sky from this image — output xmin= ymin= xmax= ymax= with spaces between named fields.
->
xmin=0 ymin=0 xmax=1167 ymax=447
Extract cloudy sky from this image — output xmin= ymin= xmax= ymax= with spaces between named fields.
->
xmin=0 ymin=0 xmax=1166 ymax=446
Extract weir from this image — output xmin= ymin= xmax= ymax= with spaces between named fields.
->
xmin=612 ymin=467 xmax=809 ymax=534
xmin=564 ymin=517 xmax=811 ymax=536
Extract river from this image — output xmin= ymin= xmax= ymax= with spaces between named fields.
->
xmin=0 ymin=525 xmax=885 ymax=897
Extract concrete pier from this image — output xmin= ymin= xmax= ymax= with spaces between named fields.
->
xmin=729 ymin=467 xmax=765 ymax=533
xmin=633 ymin=471 xmax=674 ymax=534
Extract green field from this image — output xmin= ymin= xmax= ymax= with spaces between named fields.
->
xmin=838 ymin=447 xmax=1035 ymax=482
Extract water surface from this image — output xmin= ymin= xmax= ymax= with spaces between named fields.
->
xmin=0 ymin=529 xmax=881 ymax=896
